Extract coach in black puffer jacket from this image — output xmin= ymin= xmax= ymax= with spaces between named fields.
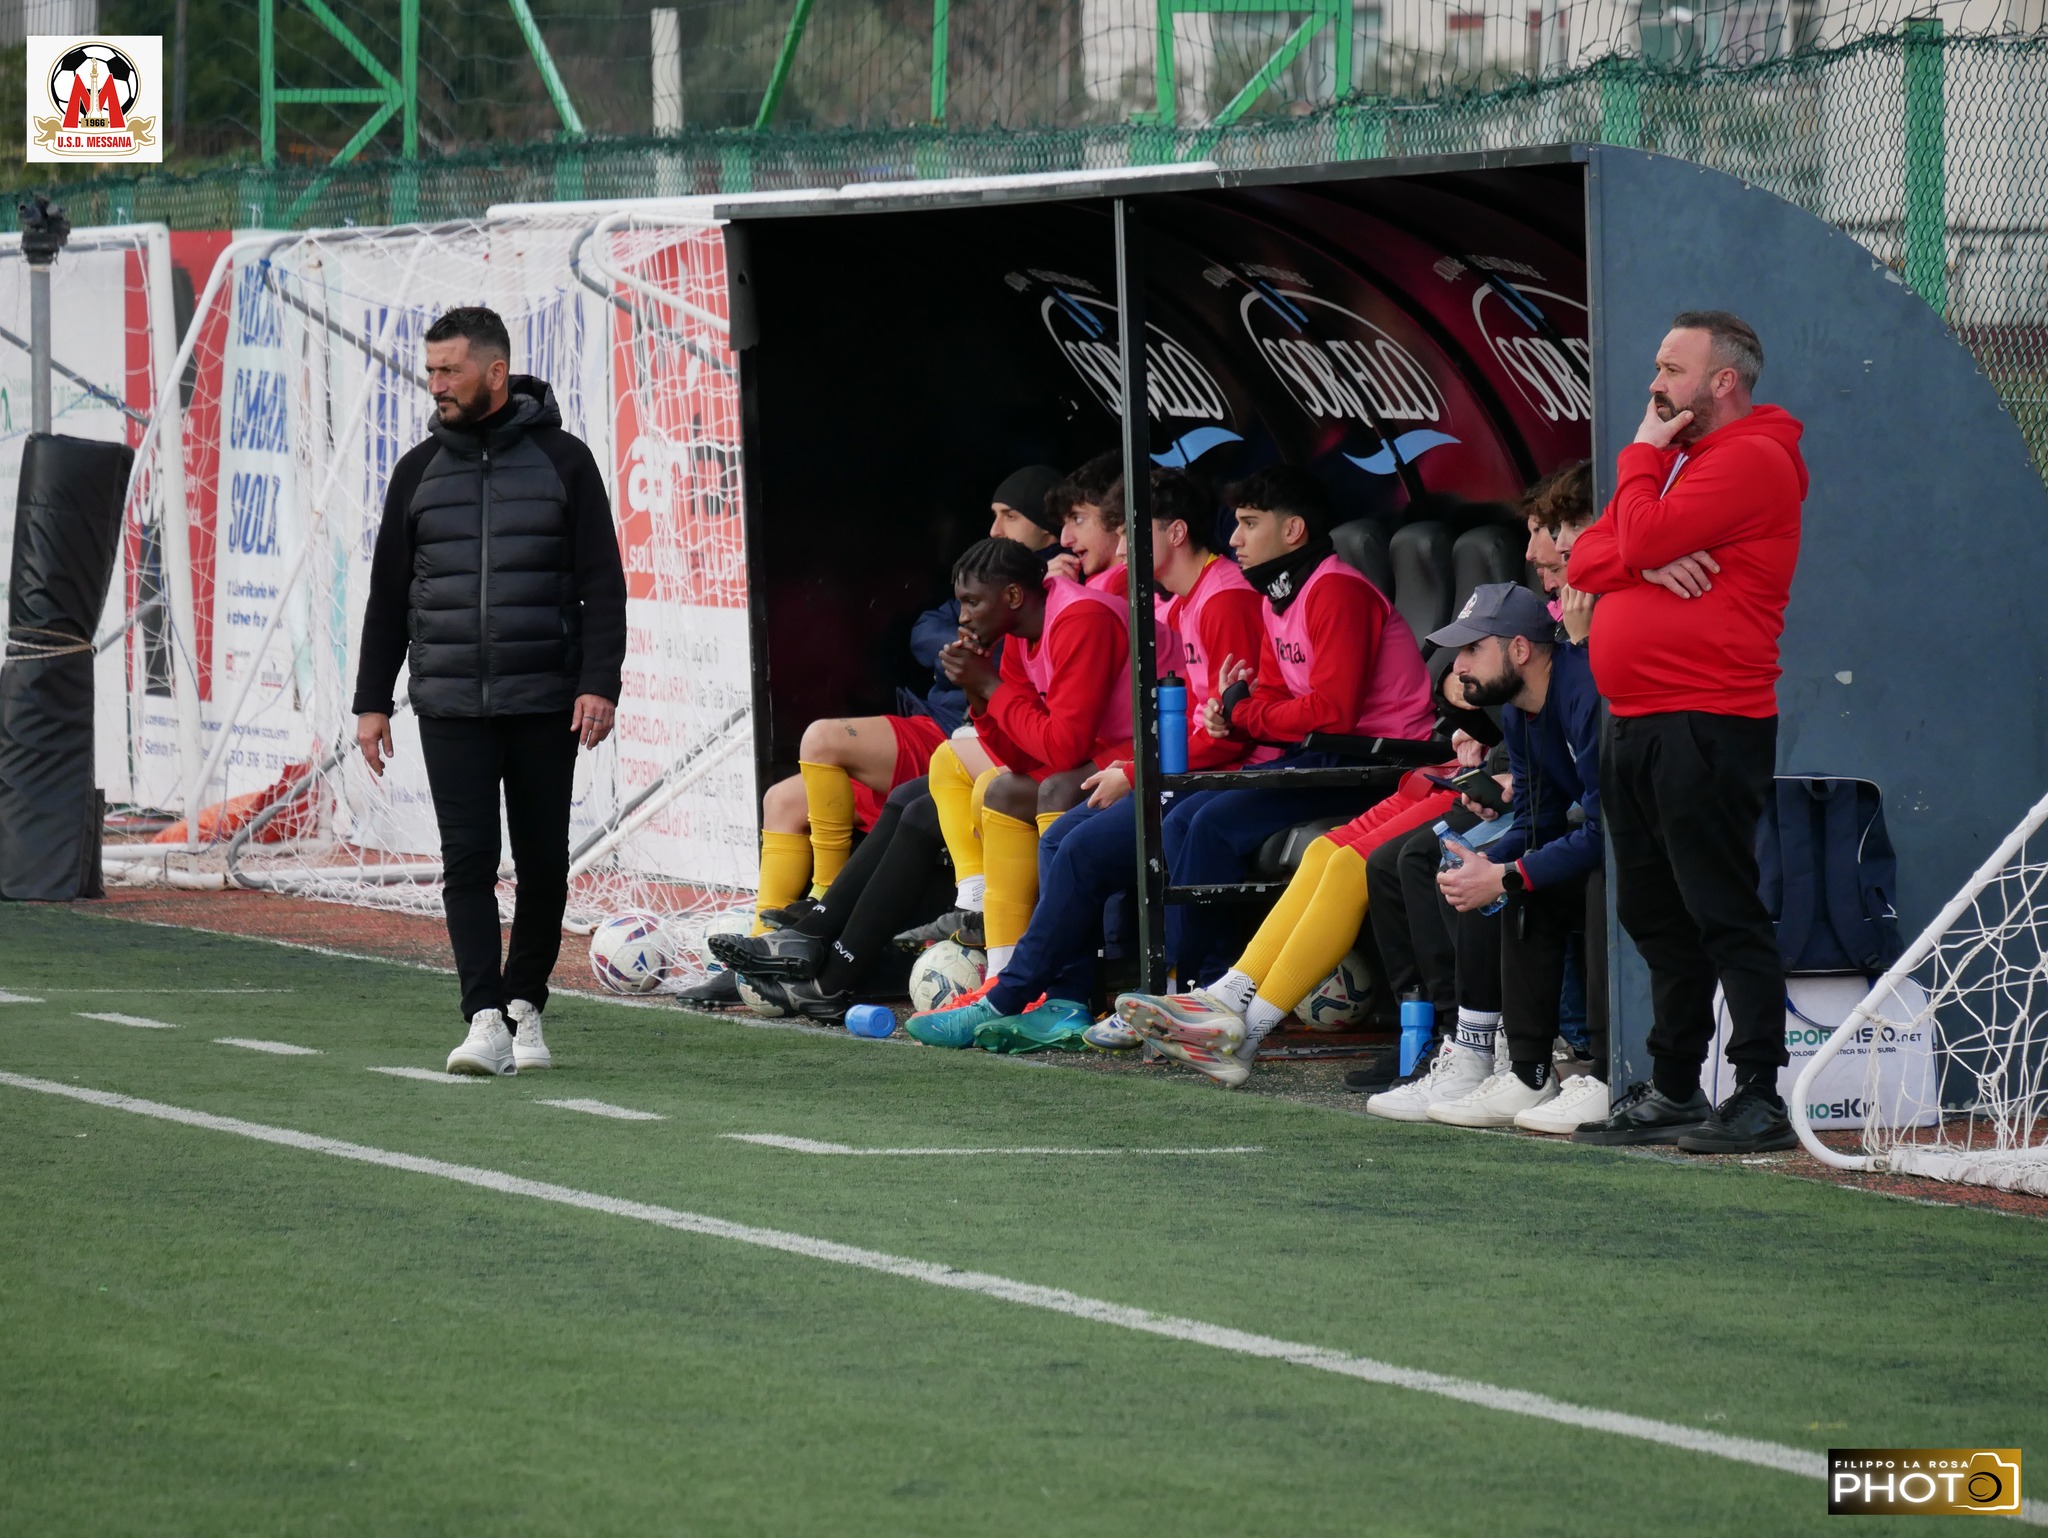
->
xmin=353 ymin=375 xmax=625 ymax=719
xmin=352 ymin=307 xmax=627 ymax=1078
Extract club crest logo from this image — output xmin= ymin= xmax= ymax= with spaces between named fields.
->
xmin=26 ymin=37 xmax=162 ymax=162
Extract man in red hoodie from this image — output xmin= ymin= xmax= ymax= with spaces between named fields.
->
xmin=1566 ymin=310 xmax=1806 ymax=1156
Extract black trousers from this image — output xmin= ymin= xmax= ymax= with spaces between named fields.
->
xmin=1368 ymin=810 xmax=1510 ymax=1023
xmin=1498 ymin=868 xmax=1608 ymax=1072
xmin=1603 ymin=711 xmax=1786 ymax=1078
xmin=417 ymin=712 xmax=578 ymax=1022
xmin=801 ymin=781 xmax=954 ymax=995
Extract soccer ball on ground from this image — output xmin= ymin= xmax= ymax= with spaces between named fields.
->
xmin=737 ymin=975 xmax=792 ymax=1018
xmin=1294 ymin=950 xmax=1375 ymax=1030
xmin=589 ymin=911 xmax=672 ymax=994
xmin=910 ymin=940 xmax=986 ymax=1013
xmin=683 ymin=906 xmax=753 ymax=975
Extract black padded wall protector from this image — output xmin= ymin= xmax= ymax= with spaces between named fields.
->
xmin=0 ymin=433 xmax=133 ymax=900
xmin=1388 ymin=520 xmax=1455 ymax=642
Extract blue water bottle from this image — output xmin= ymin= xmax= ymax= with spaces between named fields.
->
xmin=1398 ymin=992 xmax=1434 ymax=1078
xmin=1158 ymin=674 xmax=1188 ymax=775
xmin=845 ymin=1004 xmax=897 ymax=1039
xmin=1435 ymin=819 xmax=1507 ymax=916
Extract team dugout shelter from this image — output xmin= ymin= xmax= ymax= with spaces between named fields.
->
xmin=711 ymin=144 xmax=2048 ymax=1083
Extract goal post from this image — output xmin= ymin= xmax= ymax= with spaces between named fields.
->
xmin=99 ymin=207 xmax=762 ymax=979
xmin=1791 ymin=786 xmax=2048 ymax=1196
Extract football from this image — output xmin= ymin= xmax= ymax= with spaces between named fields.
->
xmin=1295 ymin=950 xmax=1375 ymax=1030
xmin=683 ymin=906 xmax=753 ymax=974
xmin=909 ymin=939 xmax=986 ymax=1013
xmin=737 ymin=975 xmax=792 ymax=1018
xmin=589 ymin=911 xmax=672 ymax=994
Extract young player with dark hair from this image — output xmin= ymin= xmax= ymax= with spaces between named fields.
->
xmin=903 ymin=468 xmax=1266 ymax=1048
xmin=1164 ymin=463 xmax=1436 ymax=986
xmin=724 ymin=465 xmax=1062 ymax=984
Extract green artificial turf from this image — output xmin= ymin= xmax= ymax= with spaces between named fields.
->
xmin=0 ymin=903 xmax=2039 ymax=1536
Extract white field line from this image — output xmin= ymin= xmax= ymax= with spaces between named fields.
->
xmin=215 ymin=1038 xmax=323 ymax=1056
xmin=722 ymin=1133 xmax=1262 ymax=1156
xmin=12 ymin=1070 xmax=2022 ymax=1516
xmin=0 ymin=990 xmax=45 ymax=1003
xmin=367 ymin=1066 xmax=488 ymax=1083
xmin=536 ymin=1099 xmax=665 ymax=1122
xmin=76 ymin=1012 xmax=179 ymax=1030
xmin=42 ymin=988 xmax=296 ymax=995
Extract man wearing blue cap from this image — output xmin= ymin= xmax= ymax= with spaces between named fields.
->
xmin=1376 ymin=582 xmax=1608 ymax=1130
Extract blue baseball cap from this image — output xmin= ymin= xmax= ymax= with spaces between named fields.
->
xmin=1426 ymin=582 xmax=1554 ymax=650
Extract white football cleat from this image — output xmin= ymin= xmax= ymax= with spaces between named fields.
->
xmin=1365 ymin=1042 xmax=1490 ymax=1123
xmin=1148 ymin=1034 xmax=1252 ymax=1088
xmin=447 ymin=1009 xmax=516 ymax=1076
xmin=508 ymin=999 xmax=552 ymax=1071
xmin=1427 ymin=1069 xmax=1559 ymax=1129
xmin=1514 ymin=1072 xmax=1611 ymax=1134
xmin=1116 ymin=988 xmax=1247 ymax=1052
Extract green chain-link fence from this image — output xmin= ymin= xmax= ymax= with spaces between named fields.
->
xmin=6 ymin=28 xmax=2046 ymax=476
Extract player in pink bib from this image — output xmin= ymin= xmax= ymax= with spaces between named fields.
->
xmin=1164 ymin=463 xmax=1436 ymax=987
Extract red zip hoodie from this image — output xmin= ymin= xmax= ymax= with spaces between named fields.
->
xmin=1567 ymin=403 xmax=1807 ymax=718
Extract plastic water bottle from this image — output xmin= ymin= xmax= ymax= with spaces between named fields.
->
xmin=1398 ymin=993 xmax=1434 ymax=1078
xmin=1436 ymin=819 xmax=1508 ymax=916
xmin=845 ymin=1004 xmax=896 ymax=1038
xmin=1158 ymin=674 xmax=1188 ymax=774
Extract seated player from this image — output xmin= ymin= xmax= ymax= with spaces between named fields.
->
xmin=717 ymin=534 xmax=1135 ymax=1017
xmin=1112 ymin=661 xmax=1481 ymax=1086
xmin=931 ymin=535 xmax=1137 ymax=979
xmin=1364 ymin=583 xmax=1607 ymax=1129
xmin=901 ymin=468 xmax=1266 ymax=1049
xmin=1165 ymin=464 xmax=1436 ymax=986
xmin=1535 ymin=460 xmax=1598 ymax=644
xmin=688 ymin=463 xmax=1064 ymax=1009
xmin=897 ymin=450 xmax=1123 ymax=953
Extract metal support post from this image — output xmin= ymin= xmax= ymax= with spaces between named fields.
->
xmin=19 ymin=195 xmax=71 ymax=436
xmin=1114 ymin=198 xmax=1169 ymax=994
xmin=1903 ymin=16 xmax=1947 ymax=314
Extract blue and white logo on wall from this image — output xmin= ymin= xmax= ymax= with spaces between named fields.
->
xmin=1012 ymin=269 xmax=1244 ymax=468
xmin=1237 ymin=279 xmax=1460 ymax=476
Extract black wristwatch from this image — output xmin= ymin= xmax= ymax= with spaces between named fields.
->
xmin=1500 ymin=866 xmax=1527 ymax=894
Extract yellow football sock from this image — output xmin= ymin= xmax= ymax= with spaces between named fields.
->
xmin=798 ymin=760 xmax=857 ymax=892
xmin=981 ymin=809 xmax=1042 ymax=950
xmin=1258 ymin=842 xmax=1371 ymax=1014
xmin=1237 ymin=837 xmax=1337 ymax=984
xmin=754 ymin=830 xmax=813 ymax=934
xmin=1035 ymin=811 xmax=1062 ymax=836
xmin=928 ymin=743 xmax=985 ymax=883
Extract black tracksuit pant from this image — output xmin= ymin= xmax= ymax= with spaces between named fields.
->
xmin=1366 ymin=813 xmax=1472 ymax=1021
xmin=797 ymin=780 xmax=954 ymax=995
xmin=1603 ymin=710 xmax=1786 ymax=1083
xmin=418 ymin=711 xmax=578 ymax=1022
xmin=1498 ymin=868 xmax=1608 ymax=1074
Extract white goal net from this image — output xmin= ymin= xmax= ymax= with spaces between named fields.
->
xmin=1792 ymin=787 xmax=2048 ymax=1196
xmin=103 ymin=207 xmax=760 ymax=975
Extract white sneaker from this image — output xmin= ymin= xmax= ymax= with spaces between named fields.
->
xmin=1513 ymin=1072 xmax=1611 ymax=1134
xmin=1427 ymin=1069 xmax=1559 ymax=1129
xmin=447 ymin=1009 xmax=516 ymax=1076
xmin=1365 ymin=1042 xmax=1491 ymax=1123
xmin=508 ymin=999 xmax=552 ymax=1070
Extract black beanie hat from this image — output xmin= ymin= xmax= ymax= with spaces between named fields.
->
xmin=992 ymin=464 xmax=1066 ymax=536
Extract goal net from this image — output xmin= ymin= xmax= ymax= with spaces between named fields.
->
xmin=1792 ymin=787 xmax=2048 ymax=1196
xmin=107 ymin=208 xmax=759 ymax=978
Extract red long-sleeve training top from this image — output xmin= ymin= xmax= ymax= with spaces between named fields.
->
xmin=1567 ymin=403 xmax=1807 ymax=718
xmin=973 ymin=600 xmax=1128 ymax=776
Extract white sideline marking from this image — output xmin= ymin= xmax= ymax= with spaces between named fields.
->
xmin=0 ymin=990 xmax=44 ymax=1004
xmin=723 ymin=1133 xmax=1262 ymax=1156
xmin=6 ymin=1070 xmax=1998 ymax=1514
xmin=537 ymin=1098 xmax=665 ymax=1122
xmin=216 ymin=1038 xmax=323 ymax=1056
xmin=46 ymin=988 xmax=295 ymax=995
xmin=367 ymin=1066 xmax=488 ymax=1083
xmin=76 ymin=1012 xmax=178 ymax=1030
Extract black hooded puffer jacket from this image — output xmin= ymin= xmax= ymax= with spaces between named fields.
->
xmin=352 ymin=376 xmax=627 ymax=720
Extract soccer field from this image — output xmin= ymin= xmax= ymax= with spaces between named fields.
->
xmin=2 ymin=904 xmax=2040 ymax=1536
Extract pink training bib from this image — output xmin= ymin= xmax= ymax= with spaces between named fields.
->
xmin=1265 ymin=554 xmax=1435 ymax=740
xmin=1018 ymin=575 xmax=1136 ymax=747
